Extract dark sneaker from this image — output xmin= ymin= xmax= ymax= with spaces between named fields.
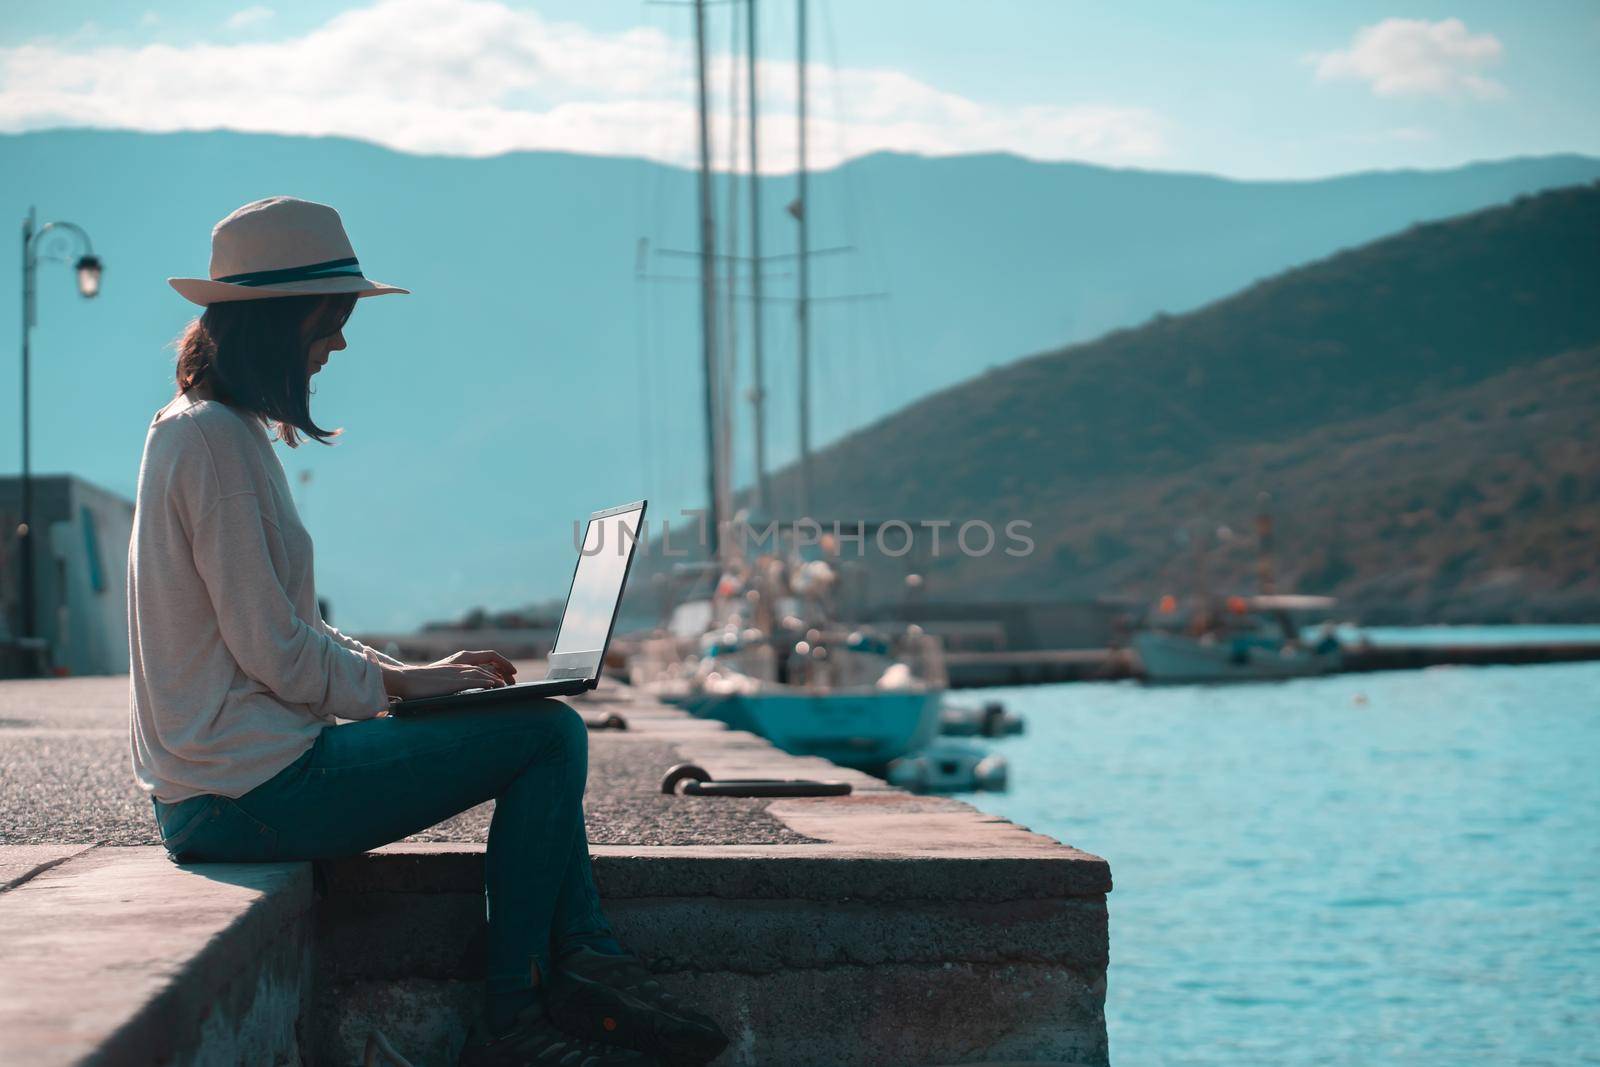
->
xmin=458 ymin=1003 xmax=661 ymax=1067
xmin=546 ymin=947 xmax=729 ymax=1065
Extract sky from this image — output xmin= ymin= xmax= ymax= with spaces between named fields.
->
xmin=1 ymin=0 xmax=1597 ymax=179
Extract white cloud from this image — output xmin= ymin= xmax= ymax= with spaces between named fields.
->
xmin=226 ymin=7 xmax=276 ymax=31
xmin=0 ymin=0 xmax=1165 ymax=170
xmin=1313 ymin=18 xmax=1505 ymax=99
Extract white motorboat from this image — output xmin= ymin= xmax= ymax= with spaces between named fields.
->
xmin=1134 ymin=594 xmax=1344 ymax=684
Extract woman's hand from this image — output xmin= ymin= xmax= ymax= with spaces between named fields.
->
xmin=380 ymin=653 xmax=514 ymax=701
xmin=430 ymin=649 xmax=517 ymax=685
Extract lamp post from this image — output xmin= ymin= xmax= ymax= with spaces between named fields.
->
xmin=16 ymin=207 xmax=102 ymax=651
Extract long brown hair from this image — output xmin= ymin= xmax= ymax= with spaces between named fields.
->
xmin=174 ymin=293 xmax=357 ymax=447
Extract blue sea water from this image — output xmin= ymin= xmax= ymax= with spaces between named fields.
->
xmin=963 ymin=659 xmax=1600 ymax=1066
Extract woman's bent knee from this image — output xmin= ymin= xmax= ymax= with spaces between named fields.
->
xmin=497 ymin=698 xmax=588 ymax=755
xmin=548 ymin=700 xmax=589 ymax=754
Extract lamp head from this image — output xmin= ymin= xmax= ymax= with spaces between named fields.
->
xmin=75 ymin=254 xmax=102 ymax=299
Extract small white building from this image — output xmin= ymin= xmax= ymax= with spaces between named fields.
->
xmin=1 ymin=475 xmax=134 ymax=677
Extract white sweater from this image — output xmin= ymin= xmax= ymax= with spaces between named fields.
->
xmin=127 ymin=392 xmax=396 ymax=803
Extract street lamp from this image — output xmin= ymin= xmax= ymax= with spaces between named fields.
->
xmin=15 ymin=206 xmax=103 ymax=656
xmin=76 ymin=255 xmax=104 ymax=299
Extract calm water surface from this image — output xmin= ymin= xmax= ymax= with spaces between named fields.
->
xmin=963 ymin=660 xmax=1600 ymax=1066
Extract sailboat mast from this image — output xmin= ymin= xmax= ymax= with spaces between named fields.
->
xmin=746 ymin=0 xmax=770 ymax=513
xmin=1256 ymin=492 xmax=1277 ymax=596
xmin=694 ymin=0 xmax=721 ymax=558
xmin=795 ymin=0 xmax=812 ymax=517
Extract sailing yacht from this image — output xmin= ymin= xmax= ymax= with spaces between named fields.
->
xmin=626 ymin=0 xmax=945 ymax=772
xmin=631 ymin=530 xmax=946 ymax=772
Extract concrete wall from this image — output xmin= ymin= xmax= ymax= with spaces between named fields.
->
xmin=863 ymin=599 xmax=1120 ymax=652
xmin=0 ymin=848 xmax=315 ymax=1067
xmin=310 ymin=848 xmax=1110 ymax=1067
xmin=0 ymin=475 xmax=134 ymax=675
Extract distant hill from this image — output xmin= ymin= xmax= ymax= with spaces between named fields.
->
xmin=770 ymin=183 xmax=1600 ymax=622
xmin=3 ymin=128 xmax=1597 ymax=628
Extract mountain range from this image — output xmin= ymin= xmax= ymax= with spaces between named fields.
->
xmin=2 ymin=129 xmax=1597 ymax=628
xmin=775 ymin=182 xmax=1600 ymax=623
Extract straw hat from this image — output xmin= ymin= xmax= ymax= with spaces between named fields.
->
xmin=169 ymin=196 xmax=409 ymax=306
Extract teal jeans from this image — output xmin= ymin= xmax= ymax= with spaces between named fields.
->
xmin=151 ymin=697 xmax=618 ymax=998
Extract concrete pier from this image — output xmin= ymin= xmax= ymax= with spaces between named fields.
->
xmin=1340 ymin=639 xmax=1600 ymax=672
xmin=946 ymin=649 xmax=1137 ymax=688
xmin=0 ymin=671 xmax=1111 ymax=1065
xmin=943 ymin=639 xmax=1600 ymax=687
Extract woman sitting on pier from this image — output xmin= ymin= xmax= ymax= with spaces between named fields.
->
xmin=128 ymin=197 xmax=726 ymax=1067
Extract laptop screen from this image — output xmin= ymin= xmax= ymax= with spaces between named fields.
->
xmin=552 ymin=505 xmax=644 ymax=657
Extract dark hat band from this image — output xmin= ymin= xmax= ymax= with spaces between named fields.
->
xmin=215 ymin=256 xmax=363 ymax=287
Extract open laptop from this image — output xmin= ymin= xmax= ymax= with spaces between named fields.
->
xmin=391 ymin=500 xmax=647 ymax=715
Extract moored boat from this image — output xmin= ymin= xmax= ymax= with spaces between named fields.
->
xmin=887 ymin=739 xmax=1009 ymax=794
xmin=684 ymin=688 xmax=942 ymax=772
xmin=1134 ymin=594 xmax=1343 ymax=684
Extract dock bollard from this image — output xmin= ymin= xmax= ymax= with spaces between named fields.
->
xmin=660 ymin=762 xmax=852 ymax=798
